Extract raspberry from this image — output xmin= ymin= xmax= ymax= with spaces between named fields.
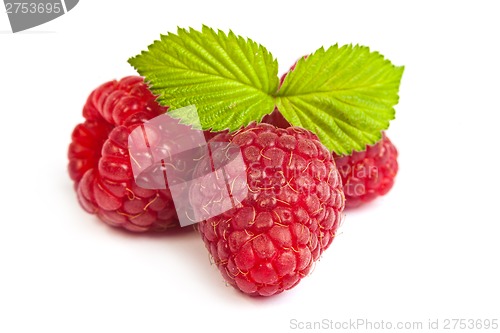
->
xmin=333 ymin=133 xmax=398 ymax=208
xmin=263 ymin=112 xmax=399 ymax=208
xmin=68 ymin=76 xmax=180 ymax=232
xmin=193 ymin=123 xmax=345 ymax=296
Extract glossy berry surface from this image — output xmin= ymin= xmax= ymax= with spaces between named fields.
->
xmin=194 ymin=123 xmax=345 ymax=296
xmin=68 ymin=76 xmax=179 ymax=232
xmin=333 ymin=133 xmax=398 ymax=208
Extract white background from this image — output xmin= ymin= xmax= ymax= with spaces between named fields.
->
xmin=1 ymin=1 xmax=499 ymax=332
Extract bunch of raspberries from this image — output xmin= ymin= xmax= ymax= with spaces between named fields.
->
xmin=68 ymin=76 xmax=398 ymax=296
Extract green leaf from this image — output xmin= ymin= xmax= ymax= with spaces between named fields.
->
xmin=276 ymin=45 xmax=404 ymax=155
xmin=130 ymin=26 xmax=404 ymax=155
xmin=129 ymin=25 xmax=279 ymax=132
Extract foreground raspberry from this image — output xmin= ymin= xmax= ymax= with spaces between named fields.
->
xmin=68 ymin=76 xmax=179 ymax=232
xmin=333 ymin=133 xmax=398 ymax=208
xmin=194 ymin=123 xmax=345 ymax=296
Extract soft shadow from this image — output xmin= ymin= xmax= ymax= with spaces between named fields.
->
xmin=102 ymin=221 xmax=198 ymax=240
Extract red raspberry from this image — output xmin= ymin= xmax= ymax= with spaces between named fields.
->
xmin=68 ymin=76 xmax=179 ymax=232
xmin=333 ymin=133 xmax=398 ymax=208
xmin=262 ymin=111 xmax=399 ymax=208
xmin=194 ymin=123 xmax=345 ymax=296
